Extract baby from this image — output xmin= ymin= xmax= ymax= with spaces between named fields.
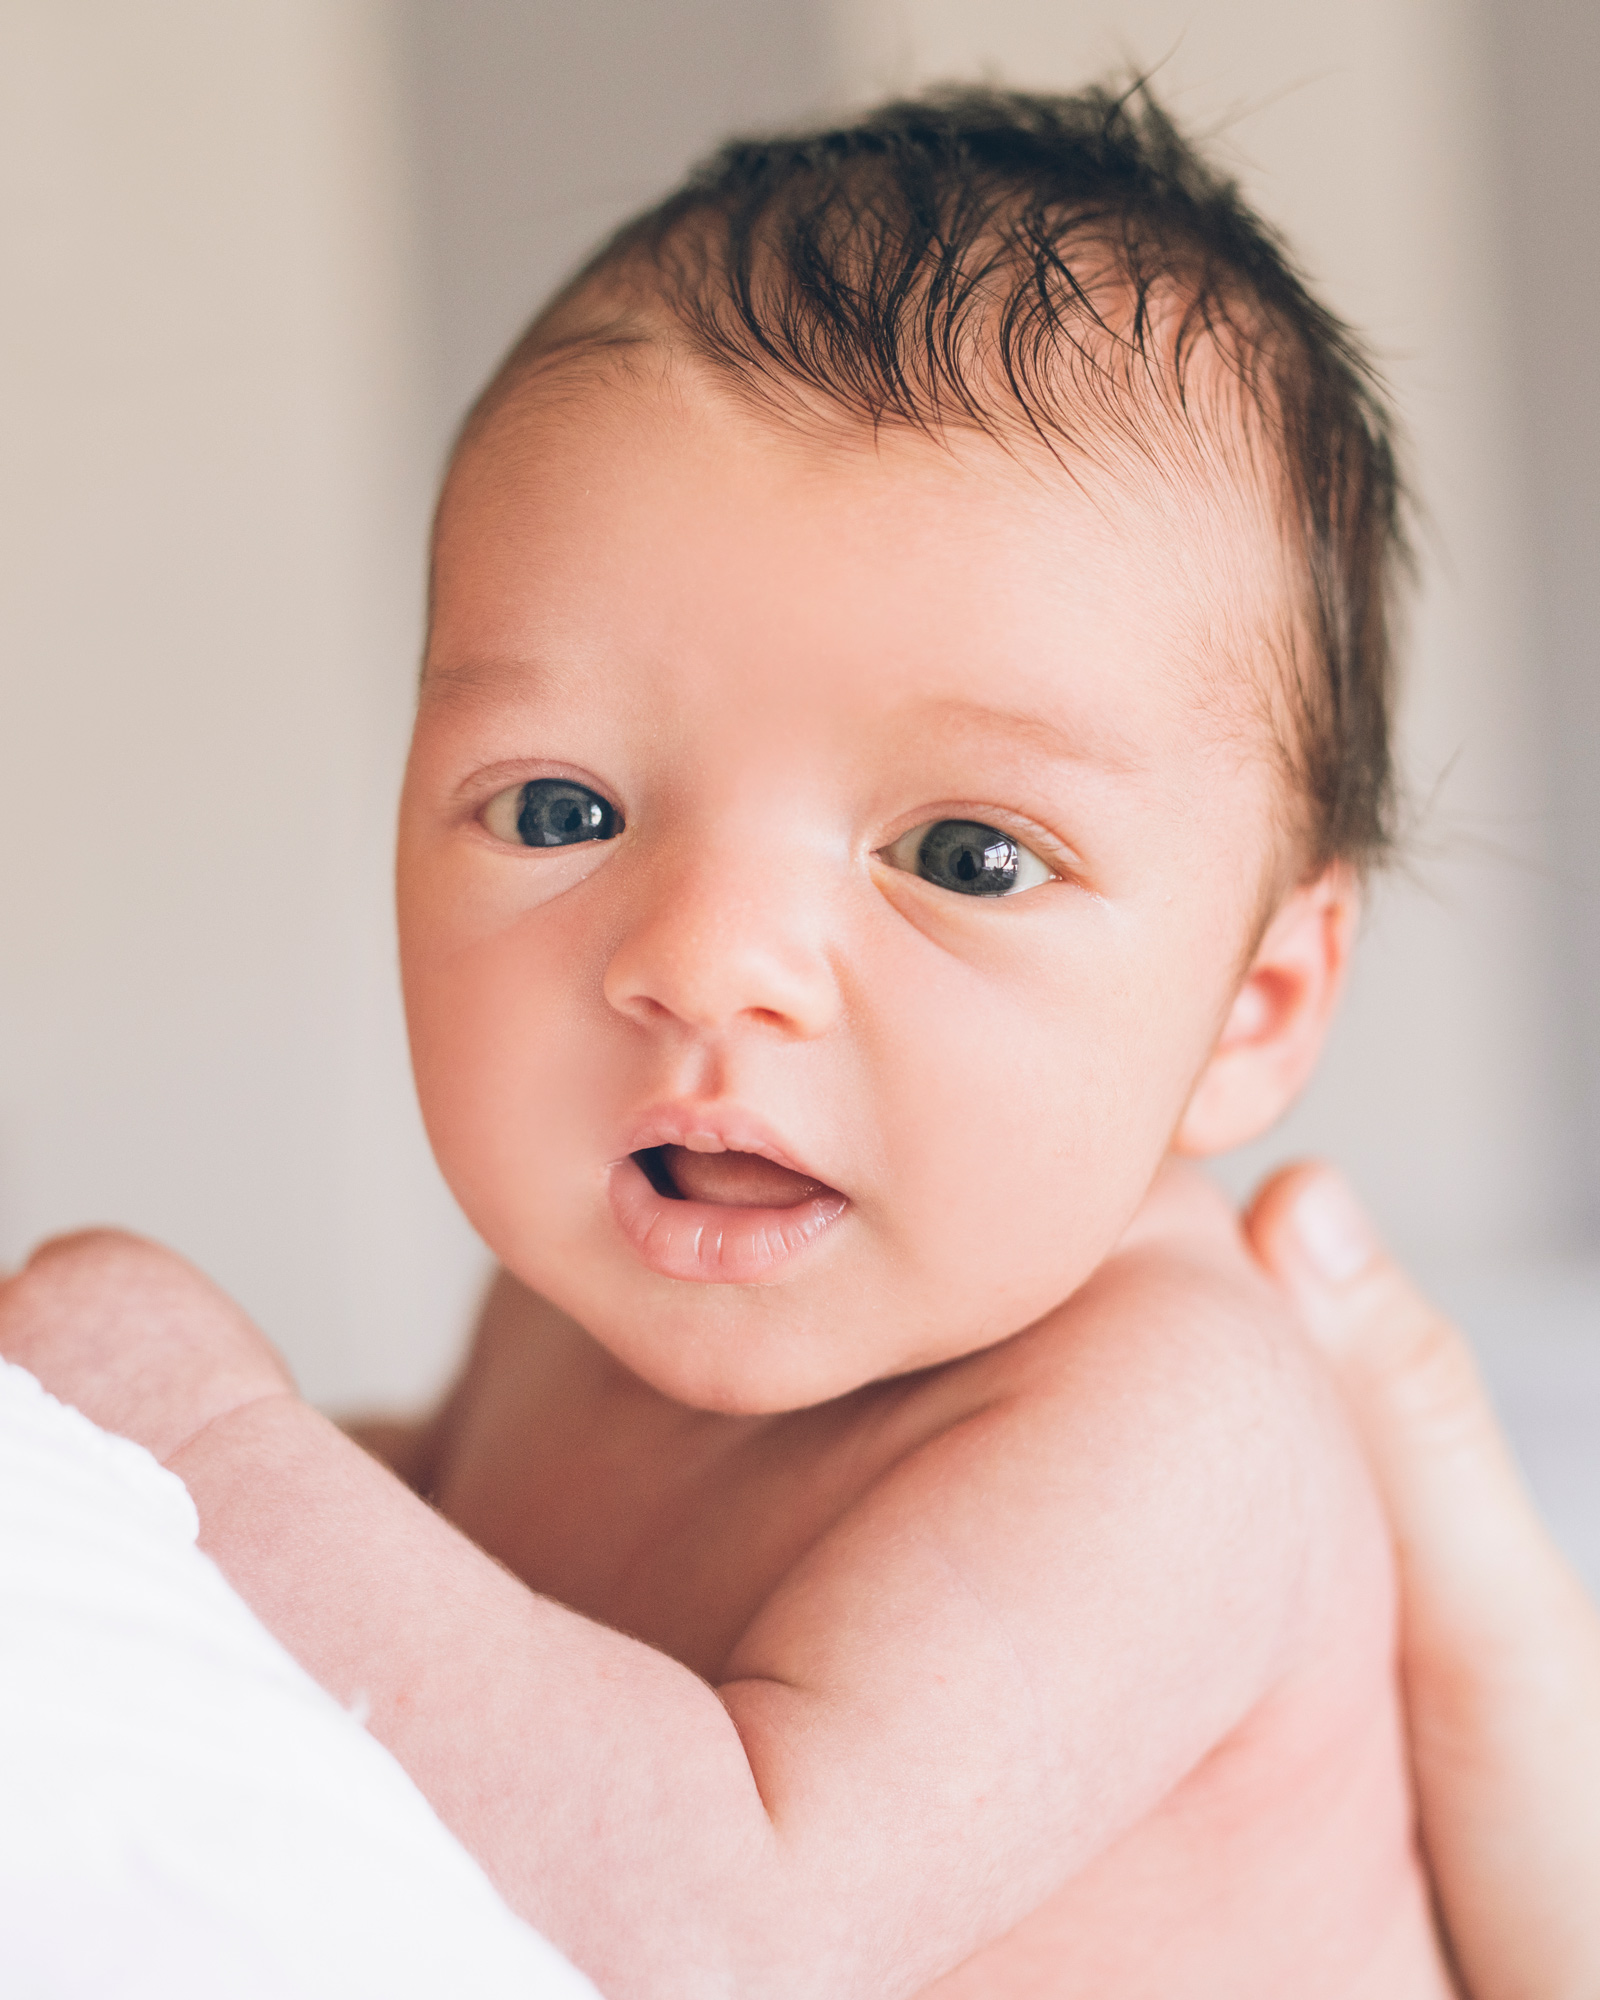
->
xmin=6 ymin=89 xmax=1453 ymax=1996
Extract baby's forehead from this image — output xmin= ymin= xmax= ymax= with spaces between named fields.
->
xmin=444 ymin=335 xmax=1299 ymax=752
xmin=431 ymin=354 xmax=1305 ymax=924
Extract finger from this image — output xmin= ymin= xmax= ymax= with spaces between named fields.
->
xmin=1243 ymin=1163 xmax=1561 ymax=1653
xmin=1245 ymin=1163 xmax=1600 ymax=2000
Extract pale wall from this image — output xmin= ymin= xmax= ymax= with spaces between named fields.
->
xmin=1480 ymin=0 xmax=1600 ymax=1236
xmin=0 ymin=1 xmax=481 ymax=1406
xmin=397 ymin=0 xmax=835 ymax=459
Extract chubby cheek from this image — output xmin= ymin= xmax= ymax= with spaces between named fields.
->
xmin=858 ymin=927 xmax=1213 ymax=1347
xmin=399 ymin=855 xmax=622 ymax=1272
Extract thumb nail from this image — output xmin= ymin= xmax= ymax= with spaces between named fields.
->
xmin=1290 ymin=1171 xmax=1377 ymax=1285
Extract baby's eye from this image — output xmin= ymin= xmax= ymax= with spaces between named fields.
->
xmin=482 ymin=777 xmax=621 ymax=848
xmin=882 ymin=819 xmax=1055 ymax=898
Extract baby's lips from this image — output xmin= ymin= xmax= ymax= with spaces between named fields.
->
xmin=618 ymin=1102 xmax=839 ymax=1195
xmin=608 ymin=1159 xmax=849 ymax=1283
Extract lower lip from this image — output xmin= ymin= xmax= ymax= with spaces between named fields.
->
xmin=607 ymin=1154 xmax=849 ymax=1284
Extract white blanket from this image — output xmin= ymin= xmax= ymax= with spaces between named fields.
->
xmin=0 ymin=1360 xmax=598 ymax=1999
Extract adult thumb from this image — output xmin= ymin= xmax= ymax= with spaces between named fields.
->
xmin=1244 ymin=1161 xmax=1600 ymax=2000
xmin=1242 ymin=1162 xmax=1542 ymax=1635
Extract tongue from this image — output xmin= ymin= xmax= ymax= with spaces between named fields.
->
xmin=658 ymin=1145 xmax=827 ymax=1209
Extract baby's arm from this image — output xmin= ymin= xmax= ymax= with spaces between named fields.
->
xmin=0 ymin=1200 xmax=1320 ymax=2000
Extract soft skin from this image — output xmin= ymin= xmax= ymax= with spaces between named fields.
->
xmin=402 ymin=348 xmax=1342 ymax=1414
xmin=2 ymin=351 xmax=1453 ymax=1996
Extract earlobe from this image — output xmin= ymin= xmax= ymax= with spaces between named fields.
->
xmin=1173 ymin=865 xmax=1360 ymax=1157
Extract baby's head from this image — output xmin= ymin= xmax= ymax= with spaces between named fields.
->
xmin=398 ymin=87 xmax=1404 ymax=1413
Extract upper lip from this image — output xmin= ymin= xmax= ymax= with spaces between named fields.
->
xmin=617 ymin=1103 xmax=838 ymax=1191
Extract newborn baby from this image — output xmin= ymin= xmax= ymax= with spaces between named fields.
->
xmin=7 ymin=89 xmax=1453 ymax=1996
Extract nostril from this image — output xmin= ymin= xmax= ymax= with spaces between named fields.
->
xmin=613 ymin=991 xmax=674 ymax=1026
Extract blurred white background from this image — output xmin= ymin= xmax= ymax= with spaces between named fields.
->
xmin=2 ymin=4 xmax=1595 ymax=1575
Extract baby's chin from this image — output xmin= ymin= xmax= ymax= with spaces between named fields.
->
xmin=552 ymin=1239 xmax=920 ymax=1418
xmin=496 ymin=1184 xmax=1118 ymax=1420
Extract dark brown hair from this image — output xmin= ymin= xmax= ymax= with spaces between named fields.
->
xmin=469 ymin=83 xmax=1406 ymax=872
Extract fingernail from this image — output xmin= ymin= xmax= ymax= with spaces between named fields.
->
xmin=1290 ymin=1172 xmax=1376 ymax=1284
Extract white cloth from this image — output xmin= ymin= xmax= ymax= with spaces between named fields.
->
xmin=0 ymin=1359 xmax=599 ymax=1999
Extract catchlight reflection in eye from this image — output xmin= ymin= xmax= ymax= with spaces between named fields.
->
xmin=483 ymin=778 xmax=621 ymax=848
xmin=884 ymin=819 xmax=1055 ymax=898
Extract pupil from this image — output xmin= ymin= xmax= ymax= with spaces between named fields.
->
xmin=516 ymin=779 xmax=617 ymax=847
xmin=917 ymin=820 xmax=1019 ymax=897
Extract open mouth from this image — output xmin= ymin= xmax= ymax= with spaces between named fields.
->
xmin=611 ymin=1143 xmax=849 ymax=1283
xmin=632 ymin=1144 xmax=830 ymax=1209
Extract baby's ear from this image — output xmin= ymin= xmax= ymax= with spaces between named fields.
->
xmin=1173 ymin=864 xmax=1360 ymax=1157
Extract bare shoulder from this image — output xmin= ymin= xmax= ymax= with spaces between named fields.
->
xmin=984 ymin=1161 xmax=1348 ymax=1435
xmin=948 ymin=1160 xmax=1393 ymax=1674
xmin=716 ymin=1163 xmax=1389 ymax=1948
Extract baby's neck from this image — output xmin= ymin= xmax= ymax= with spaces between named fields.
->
xmin=423 ymin=1276 xmax=992 ymax=1677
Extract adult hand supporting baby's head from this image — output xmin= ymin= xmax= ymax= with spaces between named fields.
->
xmin=0 ymin=1230 xmax=294 ymax=1466
xmin=1245 ymin=1164 xmax=1600 ymax=2000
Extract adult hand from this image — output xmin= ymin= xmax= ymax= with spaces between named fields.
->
xmin=1245 ymin=1164 xmax=1600 ymax=2000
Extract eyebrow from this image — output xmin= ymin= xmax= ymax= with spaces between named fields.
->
xmin=911 ymin=696 xmax=1147 ymax=779
xmin=417 ymin=654 xmax=582 ymax=710
xmin=421 ymin=661 xmax=1149 ymax=778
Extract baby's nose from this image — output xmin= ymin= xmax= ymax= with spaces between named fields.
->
xmin=601 ymin=840 xmax=841 ymax=1041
